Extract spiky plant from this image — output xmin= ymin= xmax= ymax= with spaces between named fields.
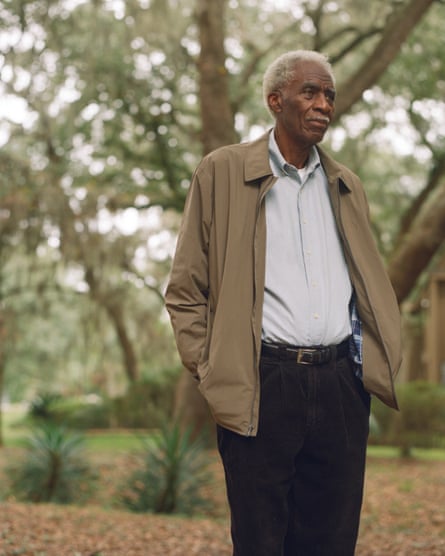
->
xmin=122 ymin=422 xmax=213 ymax=515
xmin=8 ymin=423 xmax=95 ymax=503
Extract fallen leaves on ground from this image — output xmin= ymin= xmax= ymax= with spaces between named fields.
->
xmin=0 ymin=503 xmax=231 ymax=555
xmin=356 ymin=457 xmax=445 ymax=556
xmin=0 ymin=449 xmax=444 ymax=555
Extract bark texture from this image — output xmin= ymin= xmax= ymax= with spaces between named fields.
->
xmin=196 ymin=0 xmax=238 ymax=154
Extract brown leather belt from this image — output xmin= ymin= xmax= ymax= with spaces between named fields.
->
xmin=261 ymin=338 xmax=350 ymax=365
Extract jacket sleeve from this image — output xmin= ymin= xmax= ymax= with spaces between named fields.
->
xmin=164 ymin=161 xmax=213 ymax=378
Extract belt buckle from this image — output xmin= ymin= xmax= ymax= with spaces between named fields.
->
xmin=296 ymin=349 xmax=313 ymax=365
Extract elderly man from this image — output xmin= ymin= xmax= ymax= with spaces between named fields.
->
xmin=165 ymin=50 xmax=401 ymax=556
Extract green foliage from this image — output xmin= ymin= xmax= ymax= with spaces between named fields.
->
xmin=29 ymin=391 xmax=62 ymax=419
xmin=111 ymin=369 xmax=179 ymax=429
xmin=50 ymin=397 xmax=111 ymax=430
xmin=121 ymin=422 xmax=212 ymax=515
xmin=24 ymin=368 xmax=180 ymax=431
xmin=26 ymin=392 xmax=110 ymax=429
xmin=370 ymin=382 xmax=445 ymax=458
xmin=7 ymin=423 xmax=96 ymax=503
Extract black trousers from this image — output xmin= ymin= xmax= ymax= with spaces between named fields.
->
xmin=217 ymin=353 xmax=370 ymax=556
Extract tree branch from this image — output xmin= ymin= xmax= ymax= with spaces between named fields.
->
xmin=334 ymin=0 xmax=435 ymax=121
xmin=388 ymin=182 xmax=445 ymax=303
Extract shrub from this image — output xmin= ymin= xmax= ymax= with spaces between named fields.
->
xmin=27 ymin=393 xmax=111 ymax=430
xmin=8 ymin=423 xmax=96 ymax=503
xmin=25 ymin=368 xmax=180 ymax=431
xmin=111 ymin=369 xmax=179 ymax=429
xmin=370 ymin=381 xmax=445 ymax=457
xmin=121 ymin=422 xmax=213 ymax=515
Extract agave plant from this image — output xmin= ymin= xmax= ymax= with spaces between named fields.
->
xmin=8 ymin=422 xmax=95 ymax=504
xmin=122 ymin=422 xmax=213 ymax=515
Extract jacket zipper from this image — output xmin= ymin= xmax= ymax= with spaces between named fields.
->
xmin=247 ymin=176 xmax=277 ymax=436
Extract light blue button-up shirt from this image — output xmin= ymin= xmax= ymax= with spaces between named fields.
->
xmin=262 ymin=130 xmax=352 ymax=347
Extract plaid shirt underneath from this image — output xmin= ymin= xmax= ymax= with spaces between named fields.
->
xmin=349 ymin=295 xmax=363 ymax=378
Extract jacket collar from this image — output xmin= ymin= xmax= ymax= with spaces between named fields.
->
xmin=243 ymin=129 xmax=352 ymax=193
xmin=243 ymin=130 xmax=274 ymax=183
xmin=317 ymin=147 xmax=352 ymax=193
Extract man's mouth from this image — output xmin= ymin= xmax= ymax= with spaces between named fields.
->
xmin=307 ymin=117 xmax=330 ymax=129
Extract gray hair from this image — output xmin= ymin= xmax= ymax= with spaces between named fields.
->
xmin=262 ymin=50 xmax=335 ymax=116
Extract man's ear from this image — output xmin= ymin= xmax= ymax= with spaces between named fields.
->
xmin=268 ymin=91 xmax=282 ymax=114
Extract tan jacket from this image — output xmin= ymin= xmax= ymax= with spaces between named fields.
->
xmin=165 ymin=131 xmax=402 ymax=436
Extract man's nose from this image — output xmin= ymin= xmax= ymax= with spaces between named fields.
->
xmin=314 ymin=92 xmax=333 ymax=112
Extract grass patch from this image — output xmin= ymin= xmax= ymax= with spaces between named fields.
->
xmin=367 ymin=445 xmax=445 ymax=461
xmin=0 ymin=404 xmax=150 ymax=452
xmin=84 ymin=431 xmax=148 ymax=452
xmin=2 ymin=404 xmax=445 ymax=460
xmin=1 ymin=404 xmax=29 ymax=445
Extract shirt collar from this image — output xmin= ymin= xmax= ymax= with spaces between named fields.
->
xmin=268 ymin=128 xmax=320 ymax=179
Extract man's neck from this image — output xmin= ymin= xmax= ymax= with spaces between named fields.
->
xmin=274 ymin=128 xmax=313 ymax=169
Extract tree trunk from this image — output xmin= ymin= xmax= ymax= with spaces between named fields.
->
xmin=85 ymin=268 xmax=139 ymax=383
xmin=394 ymin=153 xmax=445 ymax=248
xmin=406 ymin=318 xmax=425 ymax=382
xmin=196 ymin=0 xmax=238 ymax=154
xmin=388 ymin=184 xmax=445 ymax=304
xmin=334 ymin=0 xmax=435 ymax=120
xmin=104 ymin=302 xmax=139 ymax=383
xmin=172 ymin=0 xmax=239 ymax=435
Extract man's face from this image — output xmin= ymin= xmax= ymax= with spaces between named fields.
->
xmin=268 ymin=60 xmax=336 ymax=149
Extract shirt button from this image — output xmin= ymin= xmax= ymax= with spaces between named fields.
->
xmin=313 ymin=313 xmax=320 ymax=319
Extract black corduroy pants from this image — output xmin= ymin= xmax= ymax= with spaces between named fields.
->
xmin=217 ymin=353 xmax=370 ymax=556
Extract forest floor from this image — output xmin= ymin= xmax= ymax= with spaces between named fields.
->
xmin=0 ymin=447 xmax=444 ymax=555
